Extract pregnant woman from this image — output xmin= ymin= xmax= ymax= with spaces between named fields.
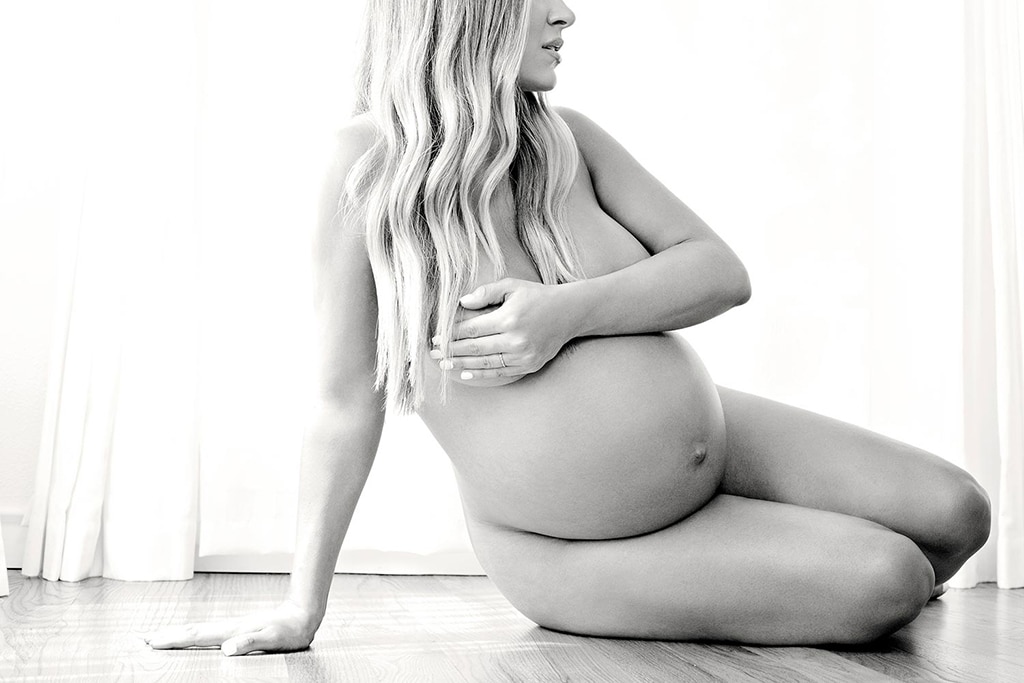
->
xmin=147 ymin=0 xmax=990 ymax=654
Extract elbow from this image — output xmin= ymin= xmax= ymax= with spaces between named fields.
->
xmin=309 ymin=392 xmax=386 ymax=432
xmin=711 ymin=242 xmax=750 ymax=306
xmin=731 ymin=262 xmax=752 ymax=306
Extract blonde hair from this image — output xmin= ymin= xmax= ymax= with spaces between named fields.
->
xmin=344 ymin=0 xmax=582 ymax=413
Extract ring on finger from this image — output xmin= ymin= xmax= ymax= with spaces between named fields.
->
xmin=499 ymin=352 xmax=507 ymax=368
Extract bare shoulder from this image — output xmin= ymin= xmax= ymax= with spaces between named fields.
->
xmin=552 ymin=105 xmax=598 ymax=141
xmin=322 ymin=113 xmax=379 ymax=200
xmin=313 ymin=114 xmax=381 ymax=291
xmin=552 ymin=105 xmax=622 ymax=171
xmin=552 ymin=106 xmax=727 ymax=255
xmin=336 ymin=112 xmax=379 ymax=158
xmin=316 ymin=114 xmax=380 ymax=240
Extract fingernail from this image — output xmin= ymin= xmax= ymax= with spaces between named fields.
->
xmin=222 ymin=642 xmax=238 ymax=656
xmin=440 ymin=360 xmax=453 ymax=370
xmin=429 ymin=349 xmax=442 ymax=360
xmin=461 ymin=371 xmax=473 ymax=380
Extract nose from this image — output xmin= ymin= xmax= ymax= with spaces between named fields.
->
xmin=548 ymin=1 xmax=575 ymax=28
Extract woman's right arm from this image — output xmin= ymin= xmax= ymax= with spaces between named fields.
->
xmin=145 ymin=118 xmax=383 ymax=656
xmin=285 ymin=115 xmax=385 ymax=637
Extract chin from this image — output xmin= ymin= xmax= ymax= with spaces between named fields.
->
xmin=518 ymin=76 xmax=557 ymax=92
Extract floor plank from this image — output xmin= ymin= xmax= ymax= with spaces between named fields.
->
xmin=1 ymin=571 xmax=1021 ymax=682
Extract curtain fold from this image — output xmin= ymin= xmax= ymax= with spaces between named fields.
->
xmin=960 ymin=0 xmax=1024 ymax=589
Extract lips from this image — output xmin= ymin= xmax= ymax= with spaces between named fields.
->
xmin=542 ymin=38 xmax=563 ymax=64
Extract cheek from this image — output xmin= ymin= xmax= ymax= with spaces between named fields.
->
xmin=525 ymin=51 xmax=551 ymax=73
xmin=518 ymin=52 xmax=538 ymax=78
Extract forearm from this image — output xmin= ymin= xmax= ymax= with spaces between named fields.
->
xmin=285 ymin=403 xmax=383 ymax=626
xmin=564 ymin=239 xmax=750 ymax=337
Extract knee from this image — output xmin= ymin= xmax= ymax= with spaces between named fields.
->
xmin=840 ymin=533 xmax=934 ymax=644
xmin=930 ymin=469 xmax=992 ymax=560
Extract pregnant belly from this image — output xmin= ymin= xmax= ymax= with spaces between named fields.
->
xmin=417 ymin=333 xmax=727 ymax=540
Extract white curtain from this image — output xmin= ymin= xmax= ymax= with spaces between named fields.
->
xmin=959 ymin=0 xmax=1024 ymax=589
xmin=20 ymin=2 xmax=202 ymax=580
xmin=11 ymin=1 xmax=1021 ymax=585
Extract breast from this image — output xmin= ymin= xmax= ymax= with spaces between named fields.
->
xmin=436 ymin=151 xmax=652 ymax=390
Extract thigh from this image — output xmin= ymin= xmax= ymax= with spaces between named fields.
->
xmin=467 ymin=495 xmax=933 ymax=645
xmin=715 ymin=385 xmax=981 ymax=557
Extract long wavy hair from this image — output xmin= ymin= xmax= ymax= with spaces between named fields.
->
xmin=343 ymin=0 xmax=583 ymax=413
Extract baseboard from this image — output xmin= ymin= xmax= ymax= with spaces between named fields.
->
xmin=3 ymin=510 xmax=484 ymax=576
xmin=1 ymin=511 xmax=25 ymax=571
xmin=197 ymin=550 xmax=485 ymax=575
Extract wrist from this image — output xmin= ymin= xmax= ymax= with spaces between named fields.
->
xmin=558 ymin=278 xmax=601 ymax=338
xmin=284 ymin=581 xmax=328 ymax=627
xmin=282 ymin=596 xmax=326 ymax=634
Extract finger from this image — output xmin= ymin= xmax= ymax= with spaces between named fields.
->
xmin=451 ymin=312 xmax=504 ymax=341
xmin=222 ymin=630 xmax=274 ymax=657
xmin=453 ymin=304 xmax=500 ymax=323
xmin=446 ymin=334 xmax=505 ymax=358
xmin=458 ymin=278 xmax=516 ymax=310
xmin=444 ymin=353 xmax=513 ymax=371
xmin=431 ymin=307 xmax=501 ymax=346
xmin=458 ymin=367 xmax=526 ymax=381
xmin=146 ymin=621 xmax=237 ymax=649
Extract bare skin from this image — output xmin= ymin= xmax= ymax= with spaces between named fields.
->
xmin=418 ymin=145 xmax=728 ymax=540
xmin=420 ymin=109 xmax=989 ymax=645
xmin=145 ymin=0 xmax=990 ymax=655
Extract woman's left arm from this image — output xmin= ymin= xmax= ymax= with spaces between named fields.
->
xmin=537 ymin=106 xmax=750 ymax=336
xmin=440 ymin=107 xmax=750 ymax=379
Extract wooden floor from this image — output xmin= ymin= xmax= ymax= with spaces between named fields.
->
xmin=1 ymin=571 xmax=1022 ymax=682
